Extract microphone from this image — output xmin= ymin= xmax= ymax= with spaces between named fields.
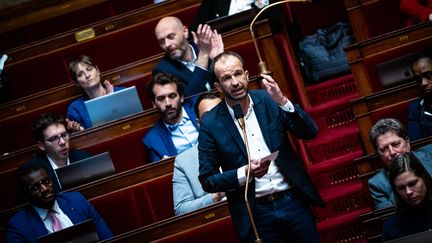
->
xmin=232 ymin=104 xmax=262 ymax=243
xmin=233 ymin=104 xmax=245 ymax=131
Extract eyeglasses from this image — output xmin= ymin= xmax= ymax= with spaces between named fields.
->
xmin=28 ymin=178 xmax=52 ymax=192
xmin=45 ymin=132 xmax=69 ymax=144
xmin=414 ymin=71 xmax=432 ymax=84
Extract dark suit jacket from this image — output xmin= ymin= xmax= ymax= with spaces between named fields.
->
xmin=152 ymin=42 xmax=212 ymax=98
xmin=198 ymin=90 xmax=324 ymax=239
xmin=143 ymin=98 xmax=199 ymax=163
xmin=5 ymin=192 xmax=113 ymax=243
xmin=28 ymin=149 xmax=92 ymax=192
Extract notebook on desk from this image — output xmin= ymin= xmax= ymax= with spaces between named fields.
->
xmin=376 ymin=53 xmax=415 ymax=87
xmin=84 ymin=86 xmax=143 ymax=127
xmin=56 ymin=152 xmax=115 ymax=190
xmin=37 ymin=219 xmax=98 ymax=243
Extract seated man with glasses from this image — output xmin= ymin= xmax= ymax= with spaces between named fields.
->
xmin=408 ymin=49 xmax=432 ymax=141
xmin=5 ymin=161 xmax=113 ymax=242
xmin=29 ymin=113 xmax=92 ymax=191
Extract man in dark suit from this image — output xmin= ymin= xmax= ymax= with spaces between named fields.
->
xmin=198 ymin=51 xmax=324 ymax=242
xmin=153 ymin=16 xmax=223 ymax=97
xmin=30 ymin=113 xmax=92 ymax=192
xmin=143 ymin=72 xmax=200 ymax=163
xmin=5 ymin=161 xmax=113 ymax=242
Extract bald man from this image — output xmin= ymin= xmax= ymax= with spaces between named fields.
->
xmin=153 ymin=16 xmax=224 ymax=97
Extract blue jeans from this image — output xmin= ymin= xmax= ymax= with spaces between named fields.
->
xmin=242 ymin=190 xmax=320 ymax=243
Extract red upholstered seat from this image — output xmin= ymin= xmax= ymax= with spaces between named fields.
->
xmin=361 ymin=0 xmax=407 ymax=38
xmin=273 ymin=34 xmax=307 ymax=106
xmin=90 ymin=188 xmax=146 ymax=235
xmin=133 ymin=174 xmax=174 ymax=222
xmin=369 ymin=100 xmax=411 ymax=129
xmin=226 ymin=42 xmax=260 ymax=77
xmin=106 ymin=0 xmax=154 ymax=15
xmin=0 ymin=169 xmax=23 ymax=212
xmin=83 ymin=128 xmax=150 ymax=173
xmin=0 ymin=97 xmax=70 ymax=155
xmin=6 ymin=52 xmax=69 ymax=100
xmin=5 ymin=4 xmax=200 ymax=101
xmin=0 ymin=0 xmax=155 ymax=52
xmin=288 ymin=0 xmax=349 ymax=36
xmin=29 ymin=3 xmax=113 ymax=41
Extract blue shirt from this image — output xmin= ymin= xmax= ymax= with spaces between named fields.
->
xmin=164 ymin=106 xmax=199 ymax=154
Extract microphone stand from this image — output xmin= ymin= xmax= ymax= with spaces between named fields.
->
xmin=249 ymin=0 xmax=312 ymax=75
xmin=233 ymin=104 xmax=262 ymax=243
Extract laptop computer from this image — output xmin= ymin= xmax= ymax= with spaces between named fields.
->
xmin=375 ymin=53 xmax=415 ymax=87
xmin=37 ymin=219 xmax=99 ymax=243
xmin=56 ymin=152 xmax=115 ymax=190
xmin=206 ymin=8 xmax=257 ymax=33
xmin=84 ymin=86 xmax=143 ymax=127
xmin=385 ymin=229 xmax=432 ymax=243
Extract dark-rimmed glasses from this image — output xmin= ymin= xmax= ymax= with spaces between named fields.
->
xmin=45 ymin=132 xmax=69 ymax=144
xmin=28 ymin=178 xmax=52 ymax=192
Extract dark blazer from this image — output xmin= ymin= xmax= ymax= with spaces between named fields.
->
xmin=28 ymin=149 xmax=92 ymax=192
xmin=198 ymin=90 xmax=324 ymax=239
xmin=408 ymin=98 xmax=432 ymax=141
xmin=5 ymin=192 xmax=113 ymax=243
xmin=143 ymin=98 xmax=199 ymax=163
xmin=152 ymin=42 xmax=212 ymax=98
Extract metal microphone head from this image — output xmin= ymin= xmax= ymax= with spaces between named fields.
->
xmin=232 ymin=104 xmax=245 ymax=130
xmin=232 ymin=104 xmax=244 ymax=119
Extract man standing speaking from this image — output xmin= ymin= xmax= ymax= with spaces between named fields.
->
xmin=198 ymin=51 xmax=324 ymax=242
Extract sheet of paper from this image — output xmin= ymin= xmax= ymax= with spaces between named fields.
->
xmin=259 ymin=150 xmax=279 ymax=164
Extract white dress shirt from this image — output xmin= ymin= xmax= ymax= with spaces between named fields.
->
xmin=33 ymin=200 xmax=74 ymax=233
xmin=229 ymin=95 xmax=295 ymax=197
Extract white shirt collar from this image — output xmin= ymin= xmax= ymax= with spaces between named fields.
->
xmin=226 ymin=94 xmax=253 ymax=120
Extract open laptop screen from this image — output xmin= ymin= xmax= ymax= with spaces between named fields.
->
xmin=56 ymin=152 xmax=115 ymax=190
xmin=84 ymin=86 xmax=143 ymax=127
xmin=37 ymin=219 xmax=98 ymax=243
xmin=375 ymin=53 xmax=415 ymax=87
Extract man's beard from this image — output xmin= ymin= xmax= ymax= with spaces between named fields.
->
xmin=163 ymin=105 xmax=182 ymax=122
